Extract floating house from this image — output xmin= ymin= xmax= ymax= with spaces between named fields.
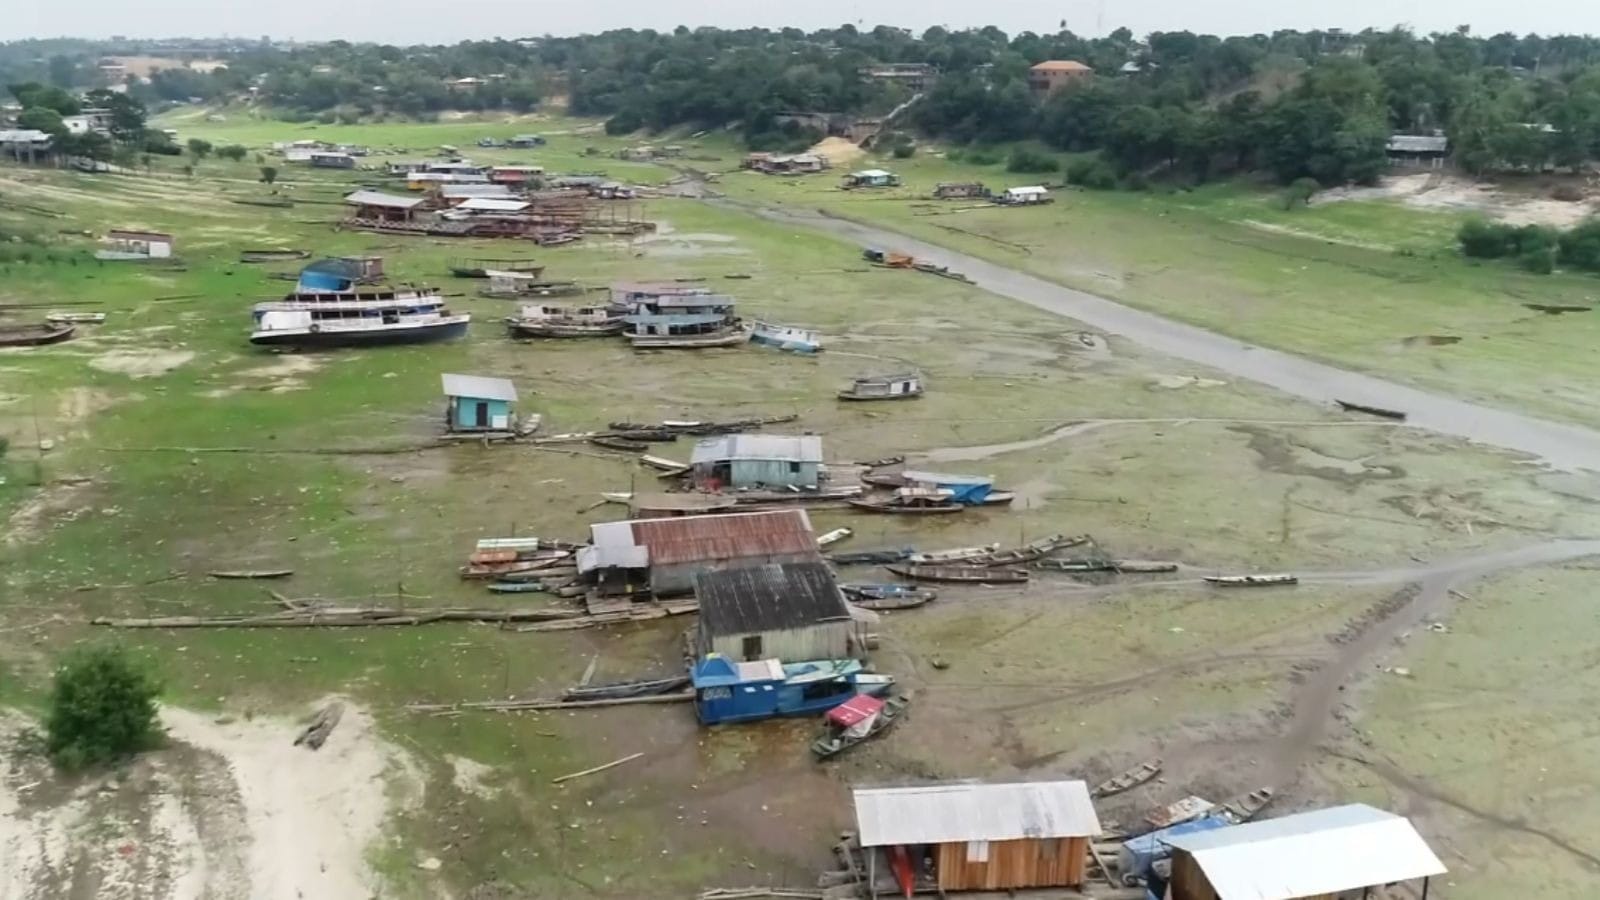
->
xmin=509 ymin=134 xmax=546 ymax=148
xmin=344 ymin=190 xmax=424 ymax=223
xmin=577 ymin=509 xmax=821 ymax=598
xmin=489 ymin=164 xmax=545 ymax=184
xmin=750 ymin=321 xmax=822 ymax=353
xmin=440 ymin=374 xmax=518 ymax=433
xmin=690 ymin=435 xmax=823 ymax=491
xmin=900 ymin=471 xmax=994 ymax=505
xmin=98 ymin=229 xmax=174 ymax=260
xmin=622 ymin=292 xmax=742 ymax=347
xmin=1164 ymin=804 xmax=1446 ymax=900
xmin=694 ymin=561 xmax=856 ymax=662
xmin=853 ymin=780 xmax=1101 ymax=894
xmin=934 ymin=182 xmax=989 ymax=199
xmin=1000 ymin=185 xmax=1051 ymax=205
xmin=844 ymin=169 xmax=901 ymax=189
xmin=691 ymin=656 xmax=893 ymax=725
xmin=838 ymin=372 xmax=923 ymax=401
xmin=309 ymin=151 xmax=356 ymax=169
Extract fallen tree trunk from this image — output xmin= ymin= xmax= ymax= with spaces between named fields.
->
xmin=408 ymin=690 xmax=693 ymax=714
xmin=294 ymin=701 xmax=344 ymax=750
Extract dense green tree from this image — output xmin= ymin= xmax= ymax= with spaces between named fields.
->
xmin=16 ymin=106 xmax=66 ymax=136
xmin=46 ymin=645 xmax=162 ymax=770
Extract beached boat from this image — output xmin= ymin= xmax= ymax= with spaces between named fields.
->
xmin=978 ymin=534 xmax=1083 ymax=567
xmin=0 ymin=322 xmax=76 ymax=346
xmin=886 ymin=564 xmax=1028 ymax=584
xmin=45 ymin=312 xmax=106 ymax=324
xmin=487 ymin=581 xmax=547 ymax=593
xmin=589 ymin=435 xmax=650 ymax=452
xmin=1092 ymin=759 xmax=1163 ymax=798
xmin=692 ymin=656 xmax=895 ymax=726
xmin=838 ymin=372 xmax=923 ymax=401
xmin=450 ymin=257 xmax=544 ymax=278
xmin=207 ymin=570 xmax=293 ymax=580
xmin=906 ymin=543 xmax=999 ymax=564
xmin=1203 ymin=573 xmax=1299 ymax=587
xmin=844 ymin=587 xmax=936 ymax=611
xmin=629 ymin=492 xmax=739 ymax=517
xmin=1335 ymin=399 xmax=1407 ymax=420
xmin=249 ymin=286 xmax=469 ymax=348
xmin=239 ymin=249 xmax=310 ymax=263
xmin=1112 ymin=560 xmax=1180 ymax=573
xmin=817 ymin=527 xmax=853 ymax=547
xmin=1219 ymin=787 xmax=1275 ymax=823
xmin=848 ymin=497 xmax=964 ymax=515
xmin=750 ymin=321 xmax=822 ymax=353
xmin=829 ymin=548 xmax=915 ymax=565
xmin=627 ymin=326 xmax=749 ymax=349
xmin=505 ymin=303 xmax=625 ymax=338
xmin=811 ymin=694 xmax=910 ymax=759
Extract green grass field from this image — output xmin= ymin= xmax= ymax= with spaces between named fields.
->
xmin=2 ymin=113 xmax=1599 ymax=897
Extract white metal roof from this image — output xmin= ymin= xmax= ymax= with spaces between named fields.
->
xmin=854 ymin=781 xmax=1101 ymax=847
xmin=1387 ymin=134 xmax=1449 ymax=153
xmin=691 ymin=434 xmax=824 ymax=465
xmin=1164 ymin=804 xmax=1446 ymax=900
xmin=0 ymin=129 xmax=51 ymax=143
xmin=456 ymin=198 xmax=530 ymax=212
xmin=440 ymin=373 xmax=517 ymax=402
xmin=345 ymin=190 xmax=423 ymax=210
xmin=853 ymin=169 xmax=893 ymax=178
xmin=1007 ymin=185 xmax=1049 ymax=195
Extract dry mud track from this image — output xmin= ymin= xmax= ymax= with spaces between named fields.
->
xmin=731 ymin=201 xmax=1600 ymax=471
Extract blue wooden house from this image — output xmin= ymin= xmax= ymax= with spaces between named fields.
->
xmin=441 ymin=373 xmax=518 ymax=433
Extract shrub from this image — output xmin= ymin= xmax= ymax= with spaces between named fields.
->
xmin=1281 ymin=177 xmax=1320 ymax=210
xmin=1512 ymin=224 xmax=1558 ymax=258
xmin=216 ymin=144 xmax=248 ymax=162
xmin=1121 ymin=171 xmax=1151 ymax=192
xmin=1551 ymin=184 xmax=1584 ymax=203
xmin=45 ymin=645 xmax=162 ymax=770
xmin=965 ymin=147 xmax=1001 ymax=165
xmin=1457 ymin=219 xmax=1518 ymax=258
xmin=1006 ymin=147 xmax=1059 ymax=174
xmin=891 ymin=142 xmax=915 ymax=159
xmin=1557 ymin=220 xmax=1600 ymax=272
xmin=1517 ymin=247 xmax=1555 ymax=274
xmin=604 ymin=109 xmax=643 ymax=135
xmin=1065 ymin=157 xmax=1117 ymax=190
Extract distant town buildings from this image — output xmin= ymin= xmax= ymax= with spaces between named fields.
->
xmin=1029 ymin=60 xmax=1094 ymax=95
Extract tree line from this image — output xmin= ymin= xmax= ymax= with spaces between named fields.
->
xmin=7 ymin=26 xmax=1600 ymax=184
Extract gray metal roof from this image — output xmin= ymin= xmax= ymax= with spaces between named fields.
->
xmin=691 ymin=435 xmax=823 ymax=465
xmin=855 ymin=781 xmax=1100 ymax=846
xmin=1387 ymin=134 xmax=1449 ymax=153
xmin=694 ymin=562 xmax=849 ymax=635
xmin=440 ymin=373 xmax=517 ymax=401
xmin=1164 ymin=804 xmax=1446 ymax=900
xmin=0 ymin=129 xmax=51 ymax=143
xmin=345 ymin=190 xmax=423 ymax=210
xmin=441 ymin=184 xmax=515 ymax=198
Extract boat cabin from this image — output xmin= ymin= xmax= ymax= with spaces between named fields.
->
xmin=340 ymin=255 xmax=385 ymax=282
xmin=689 ymin=434 xmax=823 ymax=491
xmin=610 ymin=281 xmax=714 ymax=305
xmin=900 ymin=470 xmax=994 ymax=505
xmin=693 ymin=561 xmax=857 ymax=663
xmin=853 ymin=780 xmax=1102 ymax=894
xmin=841 ymin=372 xmax=923 ymax=400
xmin=296 ymin=258 xmax=364 ymax=293
xmin=623 ymin=292 xmax=738 ymax=339
xmin=440 ymin=373 xmax=518 ymax=433
xmin=1000 ymin=185 xmax=1051 ymax=205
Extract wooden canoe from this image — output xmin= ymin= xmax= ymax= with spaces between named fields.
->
xmin=978 ymin=534 xmax=1085 ymax=567
xmin=1335 ymin=399 xmax=1407 ymax=420
xmin=46 ymin=312 xmax=106 ymax=324
xmin=1091 ymin=759 xmax=1162 ymax=798
xmin=848 ymin=499 xmax=964 ymax=515
xmin=812 ymin=695 xmax=911 ymax=759
xmin=907 ymin=543 xmax=998 ymax=564
xmin=887 ymin=564 xmax=1028 ymax=584
xmin=208 ymin=569 xmax=293 ymax=580
xmin=590 ymin=435 xmax=650 ymax=452
xmin=1203 ymin=574 xmax=1298 ymax=587
xmin=0 ymin=322 xmax=75 ymax=347
xmin=1219 ymin=787 xmax=1275 ymax=823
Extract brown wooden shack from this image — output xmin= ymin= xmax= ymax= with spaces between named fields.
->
xmin=853 ymin=780 xmax=1101 ymax=895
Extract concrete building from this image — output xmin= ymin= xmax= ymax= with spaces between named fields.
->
xmin=578 ymin=509 xmax=821 ymax=598
xmin=1165 ymin=804 xmax=1446 ymax=900
xmin=694 ymin=561 xmax=855 ymax=662
xmin=1029 ymin=60 xmax=1093 ymax=95
xmin=690 ymin=435 xmax=824 ymax=490
xmin=853 ymin=781 xmax=1102 ymax=894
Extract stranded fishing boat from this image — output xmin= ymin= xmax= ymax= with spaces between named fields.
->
xmin=627 ymin=326 xmax=749 ymax=349
xmin=1335 ymin=399 xmax=1407 ymax=420
xmin=838 ymin=372 xmax=923 ymax=401
xmin=1203 ymin=573 xmax=1299 ymax=587
xmin=0 ymin=322 xmax=75 ymax=346
xmin=811 ymin=694 xmax=910 ymax=759
xmin=841 ymin=584 xmax=936 ymax=610
xmin=1092 ymin=759 xmax=1163 ymax=798
xmin=450 ymin=257 xmax=544 ymax=278
xmin=978 ymin=534 xmax=1083 ymax=567
xmin=750 ymin=321 xmax=822 ymax=353
xmin=692 ymin=655 xmax=895 ymax=725
xmin=887 ymin=564 xmax=1029 ymax=584
xmin=504 ymin=303 xmax=625 ymax=338
xmin=250 ymin=286 xmax=470 ymax=348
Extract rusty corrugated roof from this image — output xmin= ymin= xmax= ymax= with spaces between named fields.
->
xmin=628 ymin=509 xmax=818 ymax=566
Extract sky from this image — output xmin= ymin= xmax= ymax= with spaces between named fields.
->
xmin=11 ymin=0 xmax=1599 ymax=45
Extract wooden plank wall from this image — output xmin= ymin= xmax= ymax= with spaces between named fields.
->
xmin=934 ymin=836 xmax=1087 ymax=891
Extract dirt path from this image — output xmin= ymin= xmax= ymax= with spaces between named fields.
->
xmin=732 ymin=202 xmax=1600 ymax=471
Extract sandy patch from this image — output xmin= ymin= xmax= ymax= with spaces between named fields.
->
xmin=1242 ymin=219 xmax=1392 ymax=251
xmin=90 ymin=350 xmax=194 ymax=379
xmin=0 ymin=700 xmax=417 ymax=899
xmin=809 ymin=136 xmax=866 ymax=167
xmin=1314 ymin=172 xmax=1600 ymax=228
xmin=1152 ymin=374 xmax=1228 ymax=390
xmin=447 ymin=754 xmax=499 ymax=799
xmin=3 ymin=481 xmax=94 ymax=546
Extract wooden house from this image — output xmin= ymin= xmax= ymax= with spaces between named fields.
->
xmin=1163 ymin=804 xmax=1446 ymax=900
xmin=1387 ymin=134 xmax=1449 ymax=169
xmin=440 ymin=374 xmax=518 ymax=433
xmin=339 ymin=255 xmax=385 ymax=282
xmin=690 ymin=435 xmax=823 ymax=490
xmin=344 ymin=190 xmax=424 ymax=223
xmin=853 ymin=781 xmax=1101 ymax=895
xmin=577 ymin=509 xmax=821 ymax=598
xmin=99 ymin=229 xmax=174 ymax=259
xmin=934 ymin=182 xmax=989 ymax=200
xmin=843 ymin=169 xmax=901 ymax=189
xmin=1000 ymin=185 xmax=1051 ymax=205
xmin=693 ymin=561 xmax=857 ymax=662
xmin=1029 ymin=60 xmax=1093 ymax=95
xmin=309 ymin=151 xmax=356 ymax=169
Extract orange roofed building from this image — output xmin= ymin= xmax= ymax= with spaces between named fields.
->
xmin=1029 ymin=60 xmax=1093 ymax=95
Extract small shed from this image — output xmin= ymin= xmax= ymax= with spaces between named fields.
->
xmin=694 ymin=561 xmax=855 ymax=662
xmin=100 ymin=229 xmax=174 ymax=259
xmin=509 ymin=134 xmax=546 ymax=148
xmin=1164 ymin=804 xmax=1446 ymax=900
xmin=935 ymin=182 xmax=988 ymax=199
xmin=339 ymin=255 xmax=385 ymax=282
xmin=296 ymin=258 xmax=362 ymax=293
xmin=1387 ymin=134 xmax=1449 ymax=169
xmin=844 ymin=169 xmax=901 ymax=189
xmin=854 ymin=781 xmax=1102 ymax=894
xmin=344 ymin=190 xmax=423 ymax=222
xmin=841 ymin=372 xmax=923 ymax=400
xmin=441 ymin=374 xmax=518 ymax=433
xmin=578 ymin=509 xmax=821 ymax=598
xmin=1001 ymin=185 xmax=1051 ymax=205
xmin=309 ymin=151 xmax=356 ymax=169
xmin=690 ymin=434 xmax=824 ymax=490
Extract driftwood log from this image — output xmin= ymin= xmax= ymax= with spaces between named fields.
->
xmin=294 ymin=702 xmax=344 ymax=750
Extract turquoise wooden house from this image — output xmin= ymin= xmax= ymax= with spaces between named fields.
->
xmin=441 ymin=373 xmax=517 ymax=433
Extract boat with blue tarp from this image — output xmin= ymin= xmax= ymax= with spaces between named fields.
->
xmin=691 ymin=655 xmax=894 ymax=725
